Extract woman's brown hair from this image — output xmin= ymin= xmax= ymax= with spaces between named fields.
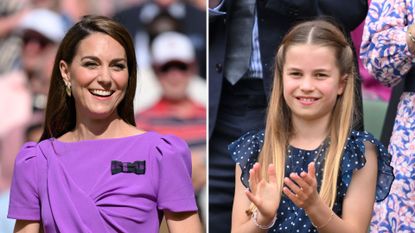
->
xmin=39 ymin=15 xmax=137 ymax=141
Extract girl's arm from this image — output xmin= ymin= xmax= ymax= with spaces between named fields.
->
xmin=164 ymin=211 xmax=202 ymax=233
xmin=231 ymin=164 xmax=280 ymax=233
xmin=284 ymin=142 xmax=378 ymax=233
xmin=14 ymin=220 xmax=41 ymax=233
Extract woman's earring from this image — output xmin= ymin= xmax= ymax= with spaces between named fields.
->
xmin=65 ymin=84 xmax=72 ymax=97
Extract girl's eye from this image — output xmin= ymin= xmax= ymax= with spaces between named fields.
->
xmin=316 ymin=73 xmax=328 ymax=79
xmin=289 ymin=72 xmax=302 ymax=78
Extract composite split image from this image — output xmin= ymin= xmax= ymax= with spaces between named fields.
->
xmin=0 ymin=0 xmax=412 ymax=232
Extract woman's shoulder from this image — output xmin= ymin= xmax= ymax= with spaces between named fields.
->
xmin=120 ymin=130 xmax=190 ymax=155
xmin=12 ymin=140 xmax=49 ymax=181
xmin=147 ymin=131 xmax=189 ymax=148
xmin=144 ymin=131 xmax=191 ymax=160
xmin=15 ymin=141 xmax=42 ymax=164
xmin=15 ymin=138 xmax=59 ymax=164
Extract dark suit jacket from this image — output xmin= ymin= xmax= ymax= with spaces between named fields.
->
xmin=209 ymin=0 xmax=368 ymax=136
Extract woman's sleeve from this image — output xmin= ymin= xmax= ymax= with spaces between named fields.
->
xmin=152 ymin=135 xmax=197 ymax=212
xmin=7 ymin=142 xmax=41 ymax=220
xmin=339 ymin=131 xmax=394 ymax=202
xmin=228 ymin=129 xmax=264 ymax=189
xmin=360 ymin=0 xmax=415 ymax=87
xmin=209 ymin=0 xmax=226 ymax=21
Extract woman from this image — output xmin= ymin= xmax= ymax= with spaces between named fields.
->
xmin=7 ymin=15 xmax=202 ymax=233
xmin=360 ymin=0 xmax=415 ymax=231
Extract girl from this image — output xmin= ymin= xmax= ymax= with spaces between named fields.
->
xmin=230 ymin=19 xmax=394 ymax=233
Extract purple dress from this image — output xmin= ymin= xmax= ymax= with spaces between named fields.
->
xmin=8 ymin=132 xmax=197 ymax=233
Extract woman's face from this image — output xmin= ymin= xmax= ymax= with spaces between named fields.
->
xmin=282 ymin=44 xmax=346 ymax=122
xmin=60 ymin=32 xmax=129 ymax=121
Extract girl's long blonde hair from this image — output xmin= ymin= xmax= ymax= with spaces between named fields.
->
xmin=255 ymin=19 xmax=356 ymax=212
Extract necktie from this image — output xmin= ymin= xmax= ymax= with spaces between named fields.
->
xmin=224 ymin=0 xmax=256 ymax=85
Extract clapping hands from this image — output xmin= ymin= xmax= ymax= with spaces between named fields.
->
xmin=282 ymin=162 xmax=319 ymax=210
xmin=245 ymin=162 xmax=320 ymax=222
xmin=245 ymin=163 xmax=280 ymax=221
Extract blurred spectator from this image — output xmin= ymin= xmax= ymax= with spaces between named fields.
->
xmin=0 ymin=11 xmax=65 ymax=230
xmin=135 ymin=31 xmax=206 ymax=225
xmin=0 ymin=8 xmax=65 ymax=233
xmin=0 ymin=1 xmax=28 ymax=74
xmin=0 ymin=0 xmax=67 ymax=75
xmin=113 ymin=0 xmax=206 ymax=79
xmin=60 ymin=0 xmax=115 ymax=21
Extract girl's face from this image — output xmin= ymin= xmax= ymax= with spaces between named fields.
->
xmin=282 ymin=44 xmax=346 ymax=122
xmin=60 ymin=32 xmax=129 ymax=121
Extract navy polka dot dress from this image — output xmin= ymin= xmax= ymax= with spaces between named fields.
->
xmin=229 ymin=130 xmax=394 ymax=232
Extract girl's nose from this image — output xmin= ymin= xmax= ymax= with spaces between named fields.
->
xmin=299 ymin=76 xmax=315 ymax=91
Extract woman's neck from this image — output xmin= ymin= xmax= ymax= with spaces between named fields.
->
xmin=290 ymin=114 xmax=331 ymax=150
xmin=61 ymin=116 xmax=141 ymax=142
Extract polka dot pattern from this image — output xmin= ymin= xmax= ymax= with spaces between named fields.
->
xmin=229 ymin=130 xmax=394 ymax=232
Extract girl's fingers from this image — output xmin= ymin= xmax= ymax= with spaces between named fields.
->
xmin=300 ymin=171 xmax=316 ymax=187
xmin=283 ymin=177 xmax=302 ymax=196
xmin=300 ymin=162 xmax=317 ymax=187
xmin=253 ymin=162 xmax=261 ymax=184
xmin=308 ymin=162 xmax=316 ymax=178
xmin=282 ymin=186 xmax=300 ymax=204
xmin=289 ymin=173 xmax=309 ymax=191
xmin=249 ymin=163 xmax=258 ymax=190
xmin=249 ymin=169 xmax=258 ymax=194
xmin=267 ymin=164 xmax=277 ymax=183
xmin=245 ymin=189 xmax=260 ymax=207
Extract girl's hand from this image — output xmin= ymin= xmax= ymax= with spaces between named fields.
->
xmin=282 ymin=162 xmax=319 ymax=210
xmin=245 ymin=163 xmax=280 ymax=221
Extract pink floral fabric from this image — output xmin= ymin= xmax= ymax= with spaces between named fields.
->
xmin=361 ymin=0 xmax=415 ymax=231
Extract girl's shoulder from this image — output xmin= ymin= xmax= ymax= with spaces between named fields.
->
xmin=339 ymin=130 xmax=394 ymax=202
xmin=228 ymin=129 xmax=265 ymax=188
xmin=229 ymin=129 xmax=265 ymax=163
xmin=342 ymin=130 xmax=387 ymax=155
xmin=343 ymin=130 xmax=389 ymax=162
xmin=347 ymin=130 xmax=384 ymax=146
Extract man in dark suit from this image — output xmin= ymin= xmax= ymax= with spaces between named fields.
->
xmin=209 ymin=1 xmax=367 ymax=232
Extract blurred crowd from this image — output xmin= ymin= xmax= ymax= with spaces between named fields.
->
xmin=0 ymin=0 xmax=206 ymax=232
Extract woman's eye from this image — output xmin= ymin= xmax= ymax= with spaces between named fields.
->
xmin=113 ymin=63 xmax=126 ymax=71
xmin=83 ymin=62 xmax=97 ymax=68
